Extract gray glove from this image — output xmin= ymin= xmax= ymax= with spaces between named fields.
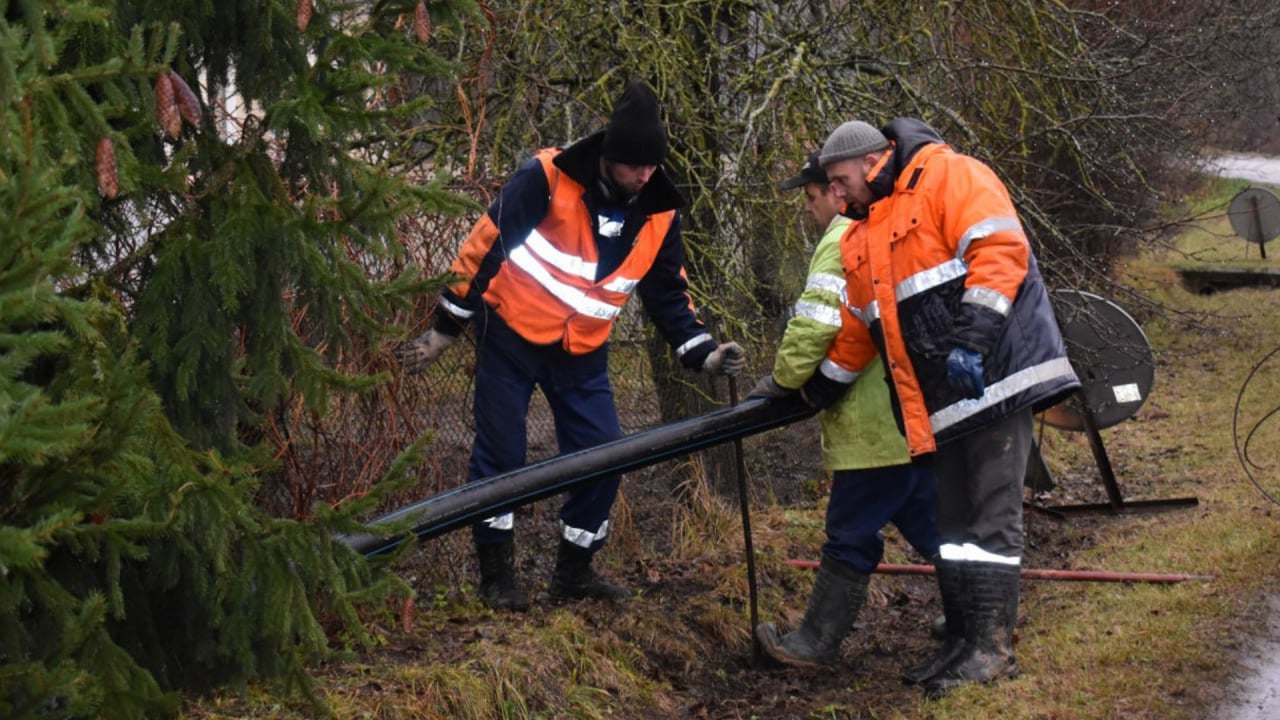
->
xmin=395 ymin=329 xmax=455 ymax=374
xmin=748 ymin=374 xmax=796 ymax=399
xmin=703 ymin=341 xmax=746 ymax=377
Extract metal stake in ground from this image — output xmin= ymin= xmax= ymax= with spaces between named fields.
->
xmin=727 ymin=375 xmax=762 ymax=663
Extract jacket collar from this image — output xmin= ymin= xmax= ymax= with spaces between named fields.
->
xmin=553 ymin=130 xmax=686 ymax=214
xmin=867 ymin=118 xmax=947 ymax=203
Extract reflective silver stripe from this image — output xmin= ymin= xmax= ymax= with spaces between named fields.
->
xmin=846 ymin=302 xmax=867 ymax=326
xmin=597 ymin=215 xmax=624 ymax=238
xmin=675 ymin=332 xmax=713 ymax=358
xmin=806 ymin=272 xmax=845 ymax=296
xmin=818 ymin=357 xmax=858 ymax=383
xmin=862 ymin=299 xmax=881 ymax=323
xmin=602 ymin=276 xmax=640 ymax=293
xmin=963 ymin=286 xmax=1012 ymax=317
xmin=897 ymin=258 xmax=966 ymax=301
xmin=440 ymin=296 xmax=473 ymax=320
xmin=793 ymin=299 xmax=842 ymax=327
xmin=525 ymin=229 xmax=597 ymax=280
xmin=508 ymin=245 xmax=622 ymax=320
xmin=483 ymin=513 xmax=514 ymax=531
xmin=562 ymin=519 xmax=609 ymax=548
xmin=939 ymin=542 xmax=1020 ymax=566
xmin=956 ymin=216 xmax=1023 ymax=259
xmin=930 ymin=357 xmax=1076 ymax=433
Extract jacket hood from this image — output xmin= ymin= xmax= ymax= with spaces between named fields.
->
xmin=867 ymin=118 xmax=947 ymax=202
xmin=553 ymin=130 xmax=686 ymax=214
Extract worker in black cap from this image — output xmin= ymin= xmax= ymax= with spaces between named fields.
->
xmin=397 ymin=80 xmax=745 ymax=612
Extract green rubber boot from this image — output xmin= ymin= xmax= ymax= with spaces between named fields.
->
xmin=923 ymin=562 xmax=1021 ymax=698
xmin=903 ymin=558 xmax=966 ymax=685
xmin=755 ymin=555 xmax=869 ymax=667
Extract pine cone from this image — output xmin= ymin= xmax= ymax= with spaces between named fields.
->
xmin=168 ymin=71 xmax=202 ymax=129
xmin=414 ymin=1 xmax=431 ymax=43
xmin=155 ymin=72 xmax=180 ymax=139
xmin=95 ymin=137 xmax=119 ymax=199
xmin=296 ymin=0 xmax=313 ymax=33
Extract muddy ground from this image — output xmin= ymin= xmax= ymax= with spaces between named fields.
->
xmin=355 ymin=409 xmax=1141 ymax=719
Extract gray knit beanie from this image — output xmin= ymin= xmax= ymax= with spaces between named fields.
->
xmin=818 ymin=121 xmax=890 ymax=167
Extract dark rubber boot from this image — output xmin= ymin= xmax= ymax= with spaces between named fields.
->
xmin=923 ymin=561 xmax=1021 ymax=698
xmin=903 ymin=558 xmax=966 ymax=685
xmin=929 ymin=613 xmax=948 ymax=640
xmin=476 ymin=541 xmax=529 ymax=612
xmin=549 ymin=539 xmax=630 ymax=600
xmin=754 ymin=555 xmax=869 ymax=668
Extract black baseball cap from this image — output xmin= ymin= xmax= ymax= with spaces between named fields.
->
xmin=779 ymin=151 xmax=829 ymax=190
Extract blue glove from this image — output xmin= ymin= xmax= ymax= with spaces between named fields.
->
xmin=945 ymin=347 xmax=985 ymax=399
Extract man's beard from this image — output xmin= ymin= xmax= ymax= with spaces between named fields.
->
xmin=599 ymin=166 xmax=637 ymax=206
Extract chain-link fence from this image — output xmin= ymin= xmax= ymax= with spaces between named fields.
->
xmin=261 ymin=203 xmax=826 ymax=527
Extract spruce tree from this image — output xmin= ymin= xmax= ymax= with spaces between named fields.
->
xmin=74 ymin=0 xmax=475 ymax=454
xmin=2 ymin=0 xmax=468 ymax=717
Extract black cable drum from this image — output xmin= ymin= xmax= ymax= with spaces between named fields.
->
xmin=1040 ymin=290 xmax=1155 ymax=431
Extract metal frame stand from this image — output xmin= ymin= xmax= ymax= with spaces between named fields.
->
xmin=1027 ymin=390 xmax=1199 ymax=519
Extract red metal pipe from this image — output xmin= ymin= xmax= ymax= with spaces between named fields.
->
xmin=783 ymin=559 xmax=1213 ymax=583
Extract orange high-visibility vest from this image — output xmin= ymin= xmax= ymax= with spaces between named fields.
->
xmin=480 ymin=149 xmax=674 ymax=354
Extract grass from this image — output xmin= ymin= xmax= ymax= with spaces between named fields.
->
xmin=183 ymin=174 xmax=1280 ymax=719
xmin=1155 ymin=176 xmax=1279 ymax=269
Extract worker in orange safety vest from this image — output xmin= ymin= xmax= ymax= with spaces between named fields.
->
xmin=801 ymin=118 xmax=1079 ymax=696
xmin=397 ymin=80 xmax=745 ymax=612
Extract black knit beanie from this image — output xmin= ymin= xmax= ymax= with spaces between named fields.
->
xmin=601 ymin=81 xmax=668 ymax=166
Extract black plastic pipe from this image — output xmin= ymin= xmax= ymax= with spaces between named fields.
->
xmin=337 ymin=394 xmax=816 ymax=557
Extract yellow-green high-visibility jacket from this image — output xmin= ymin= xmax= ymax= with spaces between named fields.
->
xmin=772 ymin=215 xmax=911 ymax=472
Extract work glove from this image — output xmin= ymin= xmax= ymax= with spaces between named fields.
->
xmin=703 ymin=341 xmax=746 ymax=377
xmin=395 ymin=329 xmax=455 ymax=374
xmin=945 ymin=346 xmax=985 ymax=399
xmin=799 ymin=371 xmax=850 ymax=410
xmin=748 ymin=374 xmax=796 ymax=400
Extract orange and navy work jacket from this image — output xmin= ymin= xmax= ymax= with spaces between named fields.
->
xmin=815 ymin=119 xmax=1079 ymax=455
xmin=432 ymin=138 xmax=715 ymax=369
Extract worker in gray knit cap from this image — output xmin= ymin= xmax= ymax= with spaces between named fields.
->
xmin=802 ymin=117 xmax=1078 ymax=697
xmin=751 ymin=147 xmax=941 ymax=671
xmin=820 ymin=121 xmax=891 ymax=167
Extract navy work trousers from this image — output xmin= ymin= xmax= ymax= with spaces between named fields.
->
xmin=823 ymin=458 xmax=940 ymax=574
xmin=468 ymin=317 xmax=622 ymax=552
